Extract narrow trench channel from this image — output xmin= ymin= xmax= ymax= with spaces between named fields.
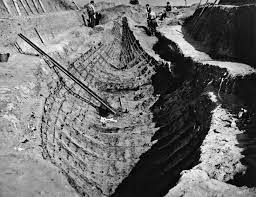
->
xmin=153 ymin=30 xmax=256 ymax=191
xmin=112 ymin=29 xmax=215 ymax=197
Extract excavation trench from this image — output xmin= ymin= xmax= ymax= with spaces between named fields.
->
xmin=40 ymin=16 xmax=256 ymax=197
xmin=112 ymin=29 xmax=217 ymax=197
xmin=152 ymin=28 xmax=256 ymax=190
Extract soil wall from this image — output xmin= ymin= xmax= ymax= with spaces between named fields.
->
xmin=184 ymin=4 xmax=256 ymax=68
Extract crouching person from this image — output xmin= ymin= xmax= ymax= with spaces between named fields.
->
xmin=160 ymin=2 xmax=172 ymax=20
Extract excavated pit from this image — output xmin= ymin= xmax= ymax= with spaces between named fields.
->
xmin=39 ymin=13 xmax=256 ymax=197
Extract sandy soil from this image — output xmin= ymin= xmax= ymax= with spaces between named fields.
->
xmin=0 ymin=24 xmax=103 ymax=197
xmin=0 ymin=154 xmax=78 ymax=197
xmin=0 ymin=53 xmax=78 ymax=197
xmin=166 ymin=169 xmax=256 ymax=197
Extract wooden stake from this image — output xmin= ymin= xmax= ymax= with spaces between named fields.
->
xmin=13 ymin=0 xmax=22 ymax=16
xmin=191 ymin=0 xmax=209 ymax=31
xmin=24 ymin=0 xmax=34 ymax=14
xmin=34 ymin=28 xmax=44 ymax=45
xmin=38 ymin=0 xmax=46 ymax=13
xmin=14 ymin=42 xmax=23 ymax=53
xmin=31 ymin=0 xmax=40 ymax=13
xmin=19 ymin=0 xmax=29 ymax=15
xmin=73 ymin=0 xmax=80 ymax=10
xmin=2 ymin=0 xmax=12 ymax=14
xmin=119 ymin=97 xmax=123 ymax=111
xmin=192 ymin=0 xmax=218 ymax=33
xmin=14 ymin=42 xmax=39 ymax=56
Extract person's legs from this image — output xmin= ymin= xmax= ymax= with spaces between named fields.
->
xmin=88 ymin=14 xmax=92 ymax=27
xmin=91 ymin=15 xmax=96 ymax=27
xmin=160 ymin=12 xmax=167 ymax=20
xmin=163 ymin=12 xmax=167 ymax=19
xmin=88 ymin=14 xmax=95 ymax=27
xmin=148 ymin=20 xmax=153 ymax=35
xmin=159 ymin=13 xmax=163 ymax=21
xmin=152 ymin=20 xmax=157 ymax=35
xmin=95 ymin=12 xmax=102 ymax=25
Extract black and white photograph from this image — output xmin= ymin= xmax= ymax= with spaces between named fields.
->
xmin=0 ymin=0 xmax=256 ymax=196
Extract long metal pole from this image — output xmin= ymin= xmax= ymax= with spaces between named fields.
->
xmin=18 ymin=33 xmax=117 ymax=115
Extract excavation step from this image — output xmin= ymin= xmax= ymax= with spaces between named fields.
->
xmin=159 ymin=25 xmax=256 ymax=77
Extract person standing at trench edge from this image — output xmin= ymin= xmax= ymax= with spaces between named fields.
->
xmin=166 ymin=1 xmax=172 ymax=12
xmin=146 ymin=6 xmax=157 ymax=36
xmin=87 ymin=1 xmax=96 ymax=27
xmin=146 ymin=4 xmax=151 ymax=21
